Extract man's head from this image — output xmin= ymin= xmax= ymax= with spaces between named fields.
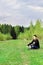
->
xmin=33 ymin=35 xmax=37 ymax=40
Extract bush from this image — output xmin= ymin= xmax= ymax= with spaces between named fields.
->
xmin=5 ymin=34 xmax=12 ymax=40
xmin=0 ymin=32 xmax=5 ymax=41
xmin=18 ymin=31 xmax=32 ymax=40
xmin=0 ymin=32 xmax=12 ymax=41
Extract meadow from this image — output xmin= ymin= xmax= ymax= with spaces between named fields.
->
xmin=0 ymin=39 xmax=43 ymax=65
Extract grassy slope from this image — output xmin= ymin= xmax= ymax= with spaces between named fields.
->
xmin=0 ymin=40 xmax=43 ymax=65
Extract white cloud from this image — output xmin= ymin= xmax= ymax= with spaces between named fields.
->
xmin=27 ymin=5 xmax=43 ymax=12
xmin=0 ymin=0 xmax=43 ymax=26
xmin=3 ymin=0 xmax=17 ymax=5
xmin=1 ymin=0 xmax=21 ymax=9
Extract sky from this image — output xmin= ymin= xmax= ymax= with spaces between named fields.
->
xmin=0 ymin=0 xmax=43 ymax=27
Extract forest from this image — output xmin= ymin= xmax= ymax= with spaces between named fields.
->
xmin=0 ymin=20 xmax=43 ymax=41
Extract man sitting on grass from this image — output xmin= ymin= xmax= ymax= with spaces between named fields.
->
xmin=27 ymin=35 xmax=40 ymax=49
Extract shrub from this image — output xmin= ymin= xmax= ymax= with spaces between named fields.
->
xmin=18 ymin=31 xmax=32 ymax=40
xmin=5 ymin=34 xmax=12 ymax=40
xmin=0 ymin=32 xmax=5 ymax=41
xmin=0 ymin=32 xmax=12 ymax=41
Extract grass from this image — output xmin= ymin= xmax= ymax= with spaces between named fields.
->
xmin=0 ymin=39 xmax=43 ymax=65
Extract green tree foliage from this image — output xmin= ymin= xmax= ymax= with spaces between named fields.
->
xmin=29 ymin=21 xmax=34 ymax=37
xmin=14 ymin=26 xmax=21 ymax=36
xmin=11 ymin=27 xmax=17 ymax=39
xmin=1 ymin=24 xmax=12 ymax=34
xmin=18 ymin=20 xmax=43 ymax=40
xmin=20 ymin=26 xmax=24 ymax=33
xmin=0 ymin=20 xmax=43 ymax=41
xmin=34 ymin=20 xmax=41 ymax=38
xmin=35 ymin=20 xmax=41 ymax=31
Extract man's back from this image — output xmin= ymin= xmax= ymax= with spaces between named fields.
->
xmin=32 ymin=39 xmax=40 ymax=48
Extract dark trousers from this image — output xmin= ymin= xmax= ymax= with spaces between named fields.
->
xmin=31 ymin=45 xmax=39 ymax=49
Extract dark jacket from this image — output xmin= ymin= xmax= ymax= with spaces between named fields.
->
xmin=28 ymin=39 xmax=40 ymax=48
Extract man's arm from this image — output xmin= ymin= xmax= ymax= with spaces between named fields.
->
xmin=27 ymin=40 xmax=34 ymax=46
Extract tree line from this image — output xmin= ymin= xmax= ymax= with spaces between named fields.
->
xmin=0 ymin=20 xmax=43 ymax=41
xmin=0 ymin=24 xmax=24 ymax=40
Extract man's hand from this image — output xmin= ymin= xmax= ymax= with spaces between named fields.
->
xmin=27 ymin=44 xmax=30 ymax=46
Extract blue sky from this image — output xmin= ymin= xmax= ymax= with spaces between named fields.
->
xmin=0 ymin=0 xmax=43 ymax=27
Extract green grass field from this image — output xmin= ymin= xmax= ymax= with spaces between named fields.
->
xmin=0 ymin=40 xmax=43 ymax=65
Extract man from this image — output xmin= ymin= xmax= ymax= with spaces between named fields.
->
xmin=27 ymin=35 xmax=40 ymax=49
